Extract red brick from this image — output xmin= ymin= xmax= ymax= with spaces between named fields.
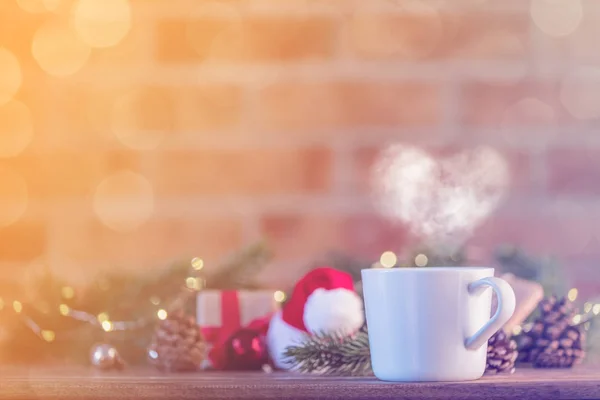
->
xmin=460 ymin=82 xmax=569 ymax=127
xmin=0 ymin=220 xmax=45 ymax=262
xmin=468 ymin=213 xmax=599 ymax=259
xmin=349 ymin=10 xmax=529 ymax=60
xmin=254 ymin=81 xmax=440 ymax=132
xmin=156 ymin=16 xmax=336 ymax=63
xmin=50 ymin=210 xmax=243 ymax=276
xmin=546 ymin=149 xmax=600 ymax=196
xmin=0 ymin=151 xmax=143 ymax=200
xmin=351 ymin=145 xmax=533 ymax=195
xmin=259 ymin=211 xmax=412 ymax=264
xmin=178 ymin=84 xmax=244 ymax=132
xmin=151 ymin=148 xmax=332 ymax=196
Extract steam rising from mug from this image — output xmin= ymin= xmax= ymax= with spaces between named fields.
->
xmin=371 ymin=145 xmax=509 ymax=253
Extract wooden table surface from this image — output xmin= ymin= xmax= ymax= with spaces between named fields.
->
xmin=0 ymin=366 xmax=599 ymax=400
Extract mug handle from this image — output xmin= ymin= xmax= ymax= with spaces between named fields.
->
xmin=464 ymin=277 xmax=516 ymax=350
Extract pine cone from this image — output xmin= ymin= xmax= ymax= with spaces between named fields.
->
xmin=149 ymin=310 xmax=206 ymax=372
xmin=515 ymin=296 xmax=586 ymax=368
xmin=485 ymin=330 xmax=518 ymax=374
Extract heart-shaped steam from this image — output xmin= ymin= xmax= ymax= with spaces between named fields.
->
xmin=372 ymin=145 xmax=510 ymax=253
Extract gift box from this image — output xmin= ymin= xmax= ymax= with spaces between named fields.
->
xmin=197 ymin=290 xmax=279 ymax=369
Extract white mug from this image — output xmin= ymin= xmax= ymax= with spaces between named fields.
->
xmin=361 ymin=267 xmax=516 ymax=382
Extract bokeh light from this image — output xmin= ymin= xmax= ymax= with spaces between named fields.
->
xmin=13 ymin=301 xmax=23 ymax=313
xmin=157 ymin=309 xmax=167 ymax=320
xmin=379 ymin=251 xmax=397 ymax=268
xmin=273 ymin=291 xmax=286 ymax=302
xmin=0 ymin=100 xmax=34 ymax=158
xmin=93 ymin=170 xmax=154 ymax=232
xmin=0 ymin=168 xmax=28 ymax=228
xmin=567 ymin=287 xmax=578 ymax=302
xmin=111 ymin=89 xmax=172 ymax=150
xmin=17 ymin=0 xmax=60 ymax=12
xmin=560 ymin=66 xmax=600 ymax=120
xmin=530 ymin=0 xmax=583 ymax=38
xmin=191 ymin=257 xmax=204 ymax=270
xmin=415 ymin=254 xmax=429 ymax=267
xmin=72 ymin=0 xmax=132 ymax=48
xmin=0 ymin=48 xmax=22 ymax=106
xmin=32 ymin=20 xmax=91 ymax=77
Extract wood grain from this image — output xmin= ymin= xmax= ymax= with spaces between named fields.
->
xmin=0 ymin=366 xmax=598 ymax=400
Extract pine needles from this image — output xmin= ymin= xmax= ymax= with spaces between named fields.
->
xmin=283 ymin=326 xmax=372 ymax=376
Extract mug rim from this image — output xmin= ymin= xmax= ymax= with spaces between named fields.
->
xmin=362 ymin=266 xmax=494 ymax=274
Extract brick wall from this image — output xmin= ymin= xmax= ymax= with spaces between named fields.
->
xmin=1 ymin=0 xmax=599 ymax=296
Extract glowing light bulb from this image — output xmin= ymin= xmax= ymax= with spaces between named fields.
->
xmin=415 ymin=254 xmax=429 ymax=267
xmin=273 ymin=291 xmax=286 ymax=302
xmin=191 ymin=257 xmax=204 ymax=270
xmin=97 ymin=312 xmax=109 ymax=323
xmin=59 ymin=304 xmax=70 ymax=316
xmin=185 ymin=277 xmax=202 ymax=291
xmin=157 ymin=309 xmax=167 ymax=320
xmin=72 ymin=0 xmax=132 ymax=48
xmin=567 ymin=288 xmax=578 ymax=302
xmin=101 ymin=321 xmax=114 ymax=332
xmin=41 ymin=330 xmax=55 ymax=342
xmin=379 ymin=251 xmax=397 ymax=268
xmin=0 ymin=48 xmax=22 ymax=106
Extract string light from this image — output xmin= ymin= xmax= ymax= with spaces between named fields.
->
xmin=97 ymin=312 xmax=109 ymax=323
xmin=41 ymin=330 xmax=55 ymax=342
xmin=379 ymin=251 xmax=397 ymax=268
xmin=584 ymin=302 xmax=592 ymax=313
xmin=13 ymin=301 xmax=22 ymax=313
xmin=572 ymin=314 xmax=582 ymax=324
xmin=273 ymin=291 xmax=286 ymax=302
xmin=567 ymin=288 xmax=578 ymax=302
xmin=101 ymin=321 xmax=114 ymax=332
xmin=157 ymin=309 xmax=167 ymax=320
xmin=415 ymin=254 xmax=429 ymax=267
xmin=185 ymin=277 xmax=202 ymax=291
xmin=593 ymin=304 xmax=600 ymax=315
xmin=61 ymin=286 xmax=75 ymax=299
xmin=59 ymin=304 xmax=70 ymax=316
xmin=191 ymin=257 xmax=204 ymax=270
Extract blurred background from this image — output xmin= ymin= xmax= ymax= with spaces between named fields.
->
xmin=0 ymin=0 xmax=599 ymax=299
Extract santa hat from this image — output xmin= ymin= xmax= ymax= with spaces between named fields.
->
xmin=282 ymin=267 xmax=362 ymax=334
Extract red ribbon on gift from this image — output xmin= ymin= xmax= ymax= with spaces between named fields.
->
xmin=201 ymin=290 xmax=271 ymax=370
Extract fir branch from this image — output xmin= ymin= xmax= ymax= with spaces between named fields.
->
xmin=283 ymin=326 xmax=372 ymax=376
xmin=205 ymin=240 xmax=271 ymax=289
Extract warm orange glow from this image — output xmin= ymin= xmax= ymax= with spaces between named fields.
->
xmin=93 ymin=170 xmax=154 ymax=232
xmin=0 ymin=168 xmax=28 ymax=228
xmin=111 ymin=89 xmax=172 ymax=150
xmin=17 ymin=0 xmax=49 ymax=13
xmin=0 ymin=100 xmax=33 ymax=158
xmin=32 ymin=20 xmax=91 ymax=77
xmin=0 ymin=48 xmax=22 ymax=106
xmin=72 ymin=0 xmax=132 ymax=48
